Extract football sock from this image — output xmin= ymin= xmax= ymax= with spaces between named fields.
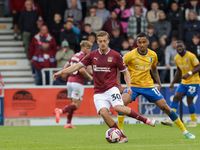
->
xmin=170 ymin=101 xmax=178 ymax=113
xmin=61 ymin=105 xmax=76 ymax=114
xmin=168 ymin=110 xmax=186 ymax=132
xmin=117 ymin=113 xmax=125 ymax=130
xmin=110 ymin=122 xmax=126 ymax=138
xmin=188 ymin=104 xmax=196 ymax=122
xmin=67 ymin=110 xmax=74 ymax=125
xmin=128 ymin=109 xmax=147 ymax=123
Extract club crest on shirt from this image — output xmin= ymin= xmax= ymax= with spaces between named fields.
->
xmin=186 ymin=58 xmax=188 ymax=62
xmin=108 ymin=57 xmax=113 ymax=62
xmin=150 ymin=57 xmax=152 ymax=62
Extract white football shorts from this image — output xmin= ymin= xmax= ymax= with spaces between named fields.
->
xmin=67 ymin=82 xmax=84 ymax=100
xmin=94 ymin=87 xmax=124 ymax=114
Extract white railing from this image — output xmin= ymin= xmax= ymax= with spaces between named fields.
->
xmin=41 ymin=68 xmax=62 ymax=85
xmin=41 ymin=66 xmax=177 ymax=85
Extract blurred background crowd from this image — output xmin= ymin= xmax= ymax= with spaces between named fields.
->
xmin=3 ymin=0 xmax=200 ymax=85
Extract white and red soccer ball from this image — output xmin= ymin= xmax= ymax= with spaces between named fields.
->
xmin=105 ymin=128 xmax=122 ymax=143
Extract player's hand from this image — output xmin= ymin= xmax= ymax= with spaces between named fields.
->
xmin=53 ymin=71 xmax=62 ymax=80
xmin=119 ymin=85 xmax=124 ymax=94
xmin=169 ymin=83 xmax=174 ymax=92
xmin=157 ymin=84 xmax=161 ymax=91
xmin=182 ymin=73 xmax=189 ymax=79
xmin=127 ymin=87 xmax=132 ymax=95
xmin=88 ymin=76 xmax=93 ymax=81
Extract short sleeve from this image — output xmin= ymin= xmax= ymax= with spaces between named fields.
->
xmin=152 ymin=53 xmax=158 ymax=66
xmin=116 ymin=53 xmax=127 ymax=72
xmin=123 ymin=51 xmax=131 ymax=66
xmin=191 ymin=53 xmax=199 ymax=66
xmin=80 ymin=52 xmax=92 ymax=67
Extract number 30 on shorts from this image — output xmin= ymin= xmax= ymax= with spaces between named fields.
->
xmin=111 ymin=93 xmax=121 ymax=101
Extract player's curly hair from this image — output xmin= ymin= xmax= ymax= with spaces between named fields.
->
xmin=96 ymin=31 xmax=110 ymax=40
xmin=80 ymin=40 xmax=93 ymax=48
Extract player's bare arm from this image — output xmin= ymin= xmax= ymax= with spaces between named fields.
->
xmin=182 ymin=64 xmax=200 ymax=79
xmin=63 ymin=62 xmax=70 ymax=69
xmin=53 ymin=63 xmax=84 ymax=80
xmin=79 ymin=68 xmax=93 ymax=81
xmin=169 ymin=67 xmax=182 ymax=92
xmin=151 ymin=65 xmax=162 ymax=91
xmin=122 ymin=70 xmax=132 ymax=95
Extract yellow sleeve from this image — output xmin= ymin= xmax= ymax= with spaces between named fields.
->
xmin=174 ymin=56 xmax=178 ymax=67
xmin=190 ymin=53 xmax=199 ymax=66
xmin=152 ymin=53 xmax=158 ymax=66
xmin=123 ymin=51 xmax=132 ymax=66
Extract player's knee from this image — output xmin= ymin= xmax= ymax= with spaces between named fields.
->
xmin=173 ymin=95 xmax=181 ymax=102
xmin=99 ymin=108 xmax=109 ymax=118
xmin=113 ymin=105 xmax=122 ymax=113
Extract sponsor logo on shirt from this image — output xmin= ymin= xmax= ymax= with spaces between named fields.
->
xmin=135 ymin=58 xmax=139 ymax=62
xmin=179 ymin=64 xmax=189 ymax=69
xmin=108 ymin=57 xmax=113 ymax=62
xmin=93 ymin=65 xmax=110 ymax=72
xmin=135 ymin=65 xmax=151 ymax=71
xmin=94 ymin=57 xmax=98 ymax=60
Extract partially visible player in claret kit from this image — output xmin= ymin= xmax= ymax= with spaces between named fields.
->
xmin=161 ymin=40 xmax=200 ymax=127
xmin=54 ymin=40 xmax=93 ymax=129
xmin=53 ymin=31 xmax=155 ymax=143
xmin=117 ymin=33 xmax=195 ymax=139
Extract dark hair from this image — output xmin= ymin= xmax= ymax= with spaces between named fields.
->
xmin=176 ymin=40 xmax=184 ymax=45
xmin=147 ymin=24 xmax=154 ymax=29
xmin=171 ymin=37 xmax=178 ymax=42
xmin=65 ymin=20 xmax=73 ymax=24
xmin=128 ymin=36 xmax=134 ymax=40
xmin=84 ymin=23 xmax=91 ymax=27
xmin=97 ymin=0 xmax=104 ymax=3
xmin=134 ymin=4 xmax=141 ymax=9
xmin=193 ymin=33 xmax=200 ymax=39
xmin=90 ymin=5 xmax=97 ymax=10
xmin=137 ymin=32 xmax=149 ymax=40
xmin=88 ymin=33 xmax=96 ymax=38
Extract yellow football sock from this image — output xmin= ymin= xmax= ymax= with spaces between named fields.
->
xmin=174 ymin=118 xmax=186 ymax=132
xmin=171 ymin=108 xmax=177 ymax=113
xmin=117 ymin=115 xmax=125 ymax=130
xmin=190 ymin=113 xmax=196 ymax=122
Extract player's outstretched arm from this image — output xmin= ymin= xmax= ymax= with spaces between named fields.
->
xmin=79 ymin=68 xmax=93 ymax=81
xmin=122 ymin=70 xmax=132 ymax=95
xmin=53 ymin=63 xmax=84 ymax=80
xmin=182 ymin=64 xmax=200 ymax=79
xmin=151 ymin=65 xmax=162 ymax=91
xmin=169 ymin=67 xmax=181 ymax=92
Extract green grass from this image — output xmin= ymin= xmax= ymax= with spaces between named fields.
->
xmin=0 ymin=124 xmax=199 ymax=150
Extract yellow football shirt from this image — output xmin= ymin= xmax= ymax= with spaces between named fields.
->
xmin=174 ymin=51 xmax=200 ymax=84
xmin=124 ymin=48 xmax=158 ymax=87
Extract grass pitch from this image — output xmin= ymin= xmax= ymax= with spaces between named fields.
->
xmin=0 ymin=124 xmax=199 ymax=150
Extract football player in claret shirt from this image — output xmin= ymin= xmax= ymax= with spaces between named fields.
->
xmin=53 ymin=31 xmax=155 ymax=143
xmin=54 ymin=40 xmax=93 ymax=129
xmin=161 ymin=41 xmax=200 ymax=127
xmin=117 ymin=33 xmax=195 ymax=139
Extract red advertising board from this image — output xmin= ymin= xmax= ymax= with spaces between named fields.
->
xmin=4 ymin=87 xmax=138 ymax=117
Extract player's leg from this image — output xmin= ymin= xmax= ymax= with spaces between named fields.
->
xmin=94 ymin=92 xmax=128 ymax=143
xmin=117 ymin=87 xmax=155 ymax=131
xmin=65 ymin=98 xmax=82 ymax=129
xmin=187 ymin=96 xmax=197 ymax=127
xmin=155 ymin=99 xmax=195 ymax=139
xmin=117 ymin=93 xmax=131 ymax=131
xmin=161 ymin=92 xmax=185 ymax=126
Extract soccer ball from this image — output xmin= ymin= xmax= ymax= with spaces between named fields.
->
xmin=105 ymin=128 xmax=122 ymax=143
